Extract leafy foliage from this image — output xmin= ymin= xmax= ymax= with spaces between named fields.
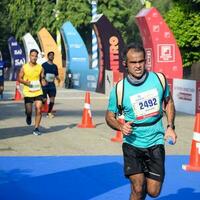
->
xmin=0 ymin=0 xmax=198 ymax=68
xmin=0 ymin=0 xmax=12 ymax=59
xmin=164 ymin=1 xmax=200 ymax=67
xmin=8 ymin=0 xmax=56 ymax=39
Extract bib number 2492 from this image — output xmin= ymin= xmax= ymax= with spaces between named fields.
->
xmin=139 ymin=98 xmax=157 ymax=110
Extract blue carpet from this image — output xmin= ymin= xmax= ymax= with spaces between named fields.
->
xmin=0 ymin=156 xmax=199 ymax=200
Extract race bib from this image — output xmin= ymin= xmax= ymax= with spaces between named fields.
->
xmin=46 ymin=73 xmax=55 ymax=82
xmin=29 ymin=80 xmax=41 ymax=92
xmin=130 ymin=89 xmax=160 ymax=120
xmin=0 ymin=69 xmax=2 ymax=76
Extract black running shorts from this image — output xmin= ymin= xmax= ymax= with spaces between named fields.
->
xmin=122 ymin=143 xmax=165 ymax=182
xmin=42 ymin=85 xmax=56 ymax=98
xmin=24 ymin=95 xmax=44 ymax=104
xmin=0 ymin=80 xmax=4 ymax=87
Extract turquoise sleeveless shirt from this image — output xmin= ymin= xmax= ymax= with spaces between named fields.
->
xmin=107 ymin=72 xmax=170 ymax=148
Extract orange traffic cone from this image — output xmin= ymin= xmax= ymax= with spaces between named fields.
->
xmin=111 ymin=115 xmax=124 ymax=142
xmin=14 ymin=81 xmax=22 ymax=101
xmin=41 ymin=100 xmax=48 ymax=113
xmin=182 ymin=113 xmax=200 ymax=171
xmin=78 ymin=91 xmax=95 ymax=128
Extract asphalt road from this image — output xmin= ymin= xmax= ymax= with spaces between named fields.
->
xmin=0 ymin=81 xmax=195 ymax=156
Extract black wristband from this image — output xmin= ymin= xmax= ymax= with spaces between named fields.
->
xmin=167 ymin=124 xmax=175 ymax=130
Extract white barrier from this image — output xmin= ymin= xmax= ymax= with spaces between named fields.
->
xmin=173 ymin=79 xmax=196 ymax=115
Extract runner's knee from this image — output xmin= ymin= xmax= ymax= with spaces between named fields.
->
xmin=131 ymin=183 xmax=144 ymax=197
xmin=147 ymin=186 xmax=161 ymax=198
xmin=35 ymin=106 xmax=42 ymax=115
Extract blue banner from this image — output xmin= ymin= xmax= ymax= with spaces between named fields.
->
xmin=8 ymin=36 xmax=26 ymax=80
xmin=0 ymin=61 xmax=4 ymax=82
xmin=60 ymin=21 xmax=98 ymax=91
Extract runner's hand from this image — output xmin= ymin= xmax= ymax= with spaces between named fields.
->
xmin=164 ymin=128 xmax=177 ymax=144
xmin=41 ymin=79 xmax=47 ymax=86
xmin=121 ymin=121 xmax=133 ymax=136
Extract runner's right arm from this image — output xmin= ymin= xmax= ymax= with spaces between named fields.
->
xmin=18 ymin=66 xmax=30 ymax=86
xmin=105 ymin=111 xmax=132 ymax=136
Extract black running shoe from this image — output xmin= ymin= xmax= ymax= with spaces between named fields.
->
xmin=33 ymin=128 xmax=41 ymax=136
xmin=26 ymin=116 xmax=32 ymax=125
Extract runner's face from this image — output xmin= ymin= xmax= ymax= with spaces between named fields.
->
xmin=48 ymin=53 xmax=54 ymax=62
xmin=29 ymin=52 xmax=38 ymax=64
xmin=126 ymin=50 xmax=146 ymax=79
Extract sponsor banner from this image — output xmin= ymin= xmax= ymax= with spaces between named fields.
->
xmin=196 ymin=81 xmax=200 ymax=113
xmin=22 ymin=33 xmax=46 ymax=65
xmin=136 ymin=7 xmax=183 ymax=79
xmin=86 ymin=74 xmax=98 ymax=89
xmin=61 ymin=21 xmax=98 ymax=91
xmin=70 ymin=70 xmax=98 ymax=91
xmin=92 ymin=14 xmax=125 ymax=93
xmin=8 ymin=36 xmax=26 ymax=80
xmin=173 ymin=79 xmax=196 ymax=115
xmin=145 ymin=48 xmax=152 ymax=71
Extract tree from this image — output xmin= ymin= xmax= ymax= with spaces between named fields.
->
xmin=55 ymin=0 xmax=91 ymax=50
xmin=8 ymin=0 xmax=56 ymax=40
xmin=164 ymin=0 xmax=200 ymax=67
xmin=0 ymin=0 xmax=12 ymax=60
xmin=7 ymin=0 xmax=199 ymax=68
xmin=98 ymin=0 xmax=131 ymax=41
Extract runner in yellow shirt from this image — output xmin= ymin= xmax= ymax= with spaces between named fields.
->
xmin=18 ymin=49 xmax=46 ymax=135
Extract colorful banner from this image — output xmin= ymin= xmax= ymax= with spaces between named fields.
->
xmin=60 ymin=21 xmax=98 ymax=91
xmin=8 ymin=36 xmax=26 ymax=80
xmin=37 ymin=28 xmax=65 ymax=87
xmin=91 ymin=14 xmax=125 ymax=93
xmin=22 ymin=33 xmax=46 ymax=65
xmin=136 ymin=7 xmax=183 ymax=79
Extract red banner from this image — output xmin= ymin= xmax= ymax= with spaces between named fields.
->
xmin=136 ymin=7 xmax=183 ymax=79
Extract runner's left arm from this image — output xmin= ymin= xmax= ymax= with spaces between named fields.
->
xmin=164 ymin=92 xmax=177 ymax=144
xmin=55 ymin=65 xmax=61 ymax=84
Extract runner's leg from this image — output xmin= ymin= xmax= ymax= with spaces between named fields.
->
xmin=48 ymin=96 xmax=55 ymax=113
xmin=34 ymin=100 xmax=43 ymax=128
xmin=25 ymin=102 xmax=32 ymax=125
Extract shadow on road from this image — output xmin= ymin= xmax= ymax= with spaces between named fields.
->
xmin=0 ymin=125 xmax=69 ymax=140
